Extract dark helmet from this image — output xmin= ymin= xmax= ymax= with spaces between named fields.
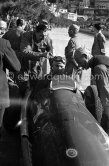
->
xmin=53 ymin=56 xmax=65 ymax=64
xmin=50 ymin=56 xmax=65 ymax=68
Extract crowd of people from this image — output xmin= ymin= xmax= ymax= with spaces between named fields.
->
xmin=0 ymin=16 xmax=109 ymax=138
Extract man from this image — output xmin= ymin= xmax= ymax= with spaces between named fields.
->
xmin=65 ymin=24 xmax=83 ymax=84
xmin=74 ymin=48 xmax=109 ymax=135
xmin=91 ymin=23 xmax=106 ymax=85
xmin=20 ymin=24 xmax=53 ymax=88
xmin=19 ymin=24 xmax=53 ymax=138
xmin=2 ymin=18 xmax=25 ymax=51
xmin=0 ymin=38 xmax=21 ymax=132
xmin=91 ymin=23 xmax=106 ymax=57
xmin=29 ymin=56 xmax=66 ymax=93
xmin=38 ymin=19 xmax=54 ymax=73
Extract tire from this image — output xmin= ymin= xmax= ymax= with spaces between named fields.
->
xmin=84 ymin=85 xmax=103 ymax=124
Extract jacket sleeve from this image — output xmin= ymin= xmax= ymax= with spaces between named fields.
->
xmin=4 ymin=40 xmax=21 ymax=71
xmin=20 ymin=32 xmax=43 ymax=61
xmin=98 ymin=33 xmax=106 ymax=55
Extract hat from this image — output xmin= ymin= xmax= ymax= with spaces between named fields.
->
xmin=94 ymin=23 xmax=102 ymax=30
xmin=69 ymin=24 xmax=80 ymax=33
xmin=53 ymin=56 xmax=65 ymax=64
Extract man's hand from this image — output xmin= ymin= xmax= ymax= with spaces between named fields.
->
xmin=40 ymin=52 xmax=48 ymax=58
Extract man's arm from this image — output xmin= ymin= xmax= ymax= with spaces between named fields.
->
xmin=4 ymin=40 xmax=21 ymax=72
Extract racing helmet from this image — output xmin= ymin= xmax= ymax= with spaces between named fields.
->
xmin=50 ymin=56 xmax=65 ymax=68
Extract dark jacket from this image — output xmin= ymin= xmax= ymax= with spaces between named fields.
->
xmin=2 ymin=27 xmax=25 ymax=51
xmin=88 ymin=55 xmax=109 ymax=111
xmin=91 ymin=32 xmax=106 ymax=56
xmin=0 ymin=38 xmax=21 ymax=107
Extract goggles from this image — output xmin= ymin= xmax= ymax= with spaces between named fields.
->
xmin=53 ymin=56 xmax=65 ymax=64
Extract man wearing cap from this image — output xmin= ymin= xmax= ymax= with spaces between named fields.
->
xmin=29 ymin=56 xmax=66 ymax=90
xmin=29 ymin=56 xmax=71 ymax=97
xmin=74 ymin=48 xmax=109 ymax=135
xmin=91 ymin=23 xmax=106 ymax=57
xmin=20 ymin=56 xmax=66 ymax=137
